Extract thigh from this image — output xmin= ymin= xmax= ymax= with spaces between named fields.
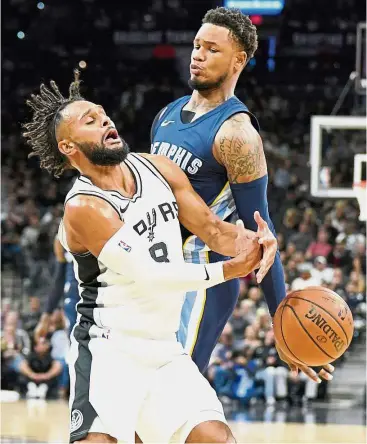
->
xmin=69 ymin=334 xmax=150 ymax=443
xmin=136 ymin=354 xmax=227 ymax=443
xmin=88 ymin=337 xmax=151 ymax=443
xmin=179 ymin=251 xmax=239 ymax=374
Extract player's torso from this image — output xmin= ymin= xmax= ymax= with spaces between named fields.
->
xmin=151 ymin=95 xmax=257 ymax=257
xmin=59 ymin=153 xmax=185 ymax=338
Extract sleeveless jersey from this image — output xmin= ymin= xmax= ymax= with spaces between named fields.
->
xmin=58 ymin=153 xmax=185 ymax=340
xmin=151 ymin=95 xmax=259 ymax=261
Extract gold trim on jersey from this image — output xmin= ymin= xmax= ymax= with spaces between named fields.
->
xmin=183 ymin=181 xmax=236 ymax=254
xmin=188 ymin=251 xmax=209 ymax=356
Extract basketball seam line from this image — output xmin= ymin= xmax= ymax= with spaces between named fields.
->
xmin=290 ymin=296 xmax=349 ymax=344
xmin=284 ymin=304 xmax=337 ymax=361
xmin=280 ymin=302 xmax=308 ymax=366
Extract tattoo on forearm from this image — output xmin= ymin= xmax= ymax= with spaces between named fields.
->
xmin=218 ymin=115 xmax=266 ymax=183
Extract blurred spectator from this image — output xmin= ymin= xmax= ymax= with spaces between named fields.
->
xmin=22 ymin=296 xmax=42 ymax=337
xmin=305 ymin=227 xmax=333 ymax=260
xmin=281 ymin=209 xmax=299 ymax=243
xmin=1 ymin=311 xmax=30 ymax=391
xmin=254 ymin=330 xmax=287 ymax=405
xmin=247 ymin=287 xmax=267 ymax=311
xmin=288 ymin=222 xmax=314 ymax=252
xmin=311 ymin=256 xmax=333 ymax=284
xmin=234 ymin=325 xmax=262 ymax=354
xmin=291 ymin=263 xmax=321 ymax=291
xmin=18 ymin=337 xmax=62 ymax=399
xmin=328 ymin=235 xmax=353 ymax=272
xmin=230 ymin=305 xmax=251 ymax=341
xmin=273 ymin=160 xmax=292 ymax=190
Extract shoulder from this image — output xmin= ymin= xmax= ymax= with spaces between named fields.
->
xmin=65 ymin=194 xmax=108 ymax=214
xmin=218 ymin=112 xmax=260 ymax=142
xmin=139 ymin=154 xmax=189 ymax=190
xmin=64 ymin=194 xmax=120 ymax=228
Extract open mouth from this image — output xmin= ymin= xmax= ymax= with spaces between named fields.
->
xmin=104 ymin=128 xmax=120 ymax=142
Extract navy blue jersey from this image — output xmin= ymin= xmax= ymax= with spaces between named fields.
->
xmin=151 ymin=95 xmax=259 ymax=372
xmin=64 ymin=252 xmax=79 ymax=302
xmin=64 ymin=252 xmax=79 ymax=335
xmin=151 ymin=95 xmax=258 ymax=244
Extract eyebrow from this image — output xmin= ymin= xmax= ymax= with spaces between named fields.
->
xmin=194 ymin=39 xmax=219 ymax=46
xmin=79 ymin=105 xmax=104 ymax=120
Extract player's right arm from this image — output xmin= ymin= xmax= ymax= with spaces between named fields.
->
xmin=63 ymin=195 xmax=257 ymax=294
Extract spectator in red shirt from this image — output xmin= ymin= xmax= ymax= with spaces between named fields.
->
xmin=305 ymin=227 xmax=332 ymax=260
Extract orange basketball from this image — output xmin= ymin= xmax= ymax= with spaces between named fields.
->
xmin=273 ymin=286 xmax=354 ymax=366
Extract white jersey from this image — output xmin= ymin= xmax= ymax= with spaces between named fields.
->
xmin=58 ymin=153 xmax=185 ymax=340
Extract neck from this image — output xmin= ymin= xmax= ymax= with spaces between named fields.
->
xmin=188 ymin=85 xmax=235 ymax=110
xmin=78 ymin=161 xmax=135 ymax=196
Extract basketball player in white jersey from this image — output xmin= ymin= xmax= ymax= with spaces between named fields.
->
xmin=23 ymin=73 xmax=273 ymax=443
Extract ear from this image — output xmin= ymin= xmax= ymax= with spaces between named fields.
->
xmin=58 ymin=139 xmax=77 ymax=157
xmin=235 ymin=50 xmax=247 ymax=72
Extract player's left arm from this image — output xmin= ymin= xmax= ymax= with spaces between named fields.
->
xmin=141 ymin=154 xmax=259 ymax=258
xmin=213 ymin=113 xmax=286 ymax=316
xmin=213 ymin=116 xmax=334 ymax=383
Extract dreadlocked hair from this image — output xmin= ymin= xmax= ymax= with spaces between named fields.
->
xmin=22 ymin=69 xmax=84 ymax=178
xmin=203 ymin=7 xmax=258 ymax=61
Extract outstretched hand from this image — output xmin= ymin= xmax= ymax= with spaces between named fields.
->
xmin=254 ymin=211 xmax=277 ymax=283
xmin=275 ymin=342 xmax=334 ymax=383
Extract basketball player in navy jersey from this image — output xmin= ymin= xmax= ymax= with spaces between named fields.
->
xmin=151 ymin=7 xmax=334 ymax=382
xmin=35 ymin=235 xmax=79 ymax=340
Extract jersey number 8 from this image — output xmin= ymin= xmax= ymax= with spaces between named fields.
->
xmin=149 ymin=242 xmax=170 ymax=263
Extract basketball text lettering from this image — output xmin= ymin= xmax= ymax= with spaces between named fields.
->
xmin=305 ymin=306 xmax=345 ymax=352
xmin=151 ymin=142 xmax=203 ymax=175
xmin=133 ymin=201 xmax=178 ymax=240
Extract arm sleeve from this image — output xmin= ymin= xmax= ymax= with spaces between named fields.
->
xmin=230 ymin=175 xmax=286 ymax=316
xmin=45 ymin=261 xmax=67 ymax=314
xmin=98 ymin=223 xmax=226 ymax=294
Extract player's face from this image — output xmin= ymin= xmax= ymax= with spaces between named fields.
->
xmin=58 ymin=100 xmax=129 ymax=166
xmin=189 ymin=24 xmax=246 ymax=91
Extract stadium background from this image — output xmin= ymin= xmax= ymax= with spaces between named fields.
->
xmin=1 ymin=0 xmax=366 ymax=442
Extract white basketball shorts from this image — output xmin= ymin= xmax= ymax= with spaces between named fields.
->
xmin=68 ymin=332 xmax=227 ymax=443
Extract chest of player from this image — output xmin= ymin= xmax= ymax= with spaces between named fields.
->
xmin=122 ymin=197 xmax=179 ymax=245
xmin=152 ymin=123 xmax=225 ymax=179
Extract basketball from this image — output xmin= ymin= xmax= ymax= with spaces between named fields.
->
xmin=273 ymin=287 xmax=354 ymax=367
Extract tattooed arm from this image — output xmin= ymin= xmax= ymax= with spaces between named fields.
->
xmin=213 ymin=112 xmax=286 ymax=311
xmin=213 ymin=113 xmax=267 ymax=184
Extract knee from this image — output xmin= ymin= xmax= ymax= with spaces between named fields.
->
xmin=186 ymin=421 xmax=236 ymax=443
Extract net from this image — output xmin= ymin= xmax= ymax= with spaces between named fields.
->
xmin=353 ymin=181 xmax=367 ymax=221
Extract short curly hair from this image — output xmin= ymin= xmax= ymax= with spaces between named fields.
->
xmin=202 ymin=7 xmax=258 ymax=60
xmin=22 ymin=70 xmax=84 ymax=178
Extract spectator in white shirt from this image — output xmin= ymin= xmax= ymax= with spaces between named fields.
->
xmin=291 ymin=263 xmax=321 ymax=290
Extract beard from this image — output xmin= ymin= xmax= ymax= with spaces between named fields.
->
xmin=188 ymin=72 xmax=228 ymax=91
xmin=77 ymin=138 xmax=130 ymax=166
